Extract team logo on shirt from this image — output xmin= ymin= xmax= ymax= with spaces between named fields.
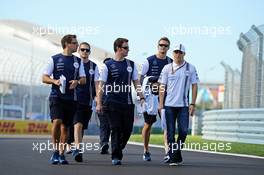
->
xmin=127 ymin=66 xmax=133 ymax=72
xmin=153 ymin=60 xmax=157 ymax=65
xmin=73 ymin=62 xmax=79 ymax=68
xmin=110 ymin=64 xmax=116 ymax=69
xmin=89 ymin=69 xmax=95 ymax=75
xmin=58 ymin=58 xmax=63 ymax=62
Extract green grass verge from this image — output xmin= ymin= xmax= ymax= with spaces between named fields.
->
xmin=129 ymin=134 xmax=264 ymax=157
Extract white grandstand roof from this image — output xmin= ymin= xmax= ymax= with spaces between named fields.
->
xmin=0 ymin=19 xmax=114 ymax=86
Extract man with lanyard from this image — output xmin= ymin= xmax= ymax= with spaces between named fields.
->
xmin=96 ymin=38 xmax=144 ymax=165
xmin=159 ymin=44 xmax=199 ymax=166
xmin=42 ymin=34 xmax=86 ymax=165
xmin=71 ymin=42 xmax=99 ymax=162
xmin=140 ymin=37 xmax=172 ymax=162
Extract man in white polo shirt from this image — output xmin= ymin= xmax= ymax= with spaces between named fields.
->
xmin=158 ymin=44 xmax=199 ymax=166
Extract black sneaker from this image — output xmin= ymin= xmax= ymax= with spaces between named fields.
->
xmin=100 ymin=144 xmax=109 ymax=154
xmin=169 ymin=162 xmax=178 ymax=166
xmin=176 ymin=150 xmax=183 ymax=165
xmin=143 ymin=151 xmax=151 ymax=161
xmin=168 ymin=157 xmax=178 ymax=166
xmin=72 ymin=149 xmax=83 ymax=162
xmin=169 ymin=150 xmax=183 ymax=166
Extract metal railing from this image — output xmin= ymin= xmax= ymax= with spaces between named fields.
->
xmin=202 ymin=109 xmax=264 ymax=144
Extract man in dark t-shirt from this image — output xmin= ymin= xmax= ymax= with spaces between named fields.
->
xmin=42 ymin=34 xmax=86 ymax=165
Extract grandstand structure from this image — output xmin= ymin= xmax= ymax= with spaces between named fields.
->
xmin=0 ymin=20 xmax=113 ymax=120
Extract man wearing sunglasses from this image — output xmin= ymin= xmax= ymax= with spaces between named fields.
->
xmin=70 ymin=42 xmax=100 ymax=162
xmin=42 ymin=34 xmax=86 ymax=165
xmin=96 ymin=38 xmax=145 ymax=165
xmin=140 ymin=37 xmax=172 ymax=162
xmin=158 ymin=44 xmax=199 ymax=166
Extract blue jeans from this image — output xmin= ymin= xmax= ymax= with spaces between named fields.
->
xmin=165 ymin=106 xmax=189 ymax=159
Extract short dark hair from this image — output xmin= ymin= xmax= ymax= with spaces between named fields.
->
xmin=158 ymin=37 xmax=170 ymax=46
xmin=113 ymin=38 xmax=128 ymax=52
xmin=61 ymin=34 xmax=77 ymax=49
xmin=79 ymin=42 xmax=91 ymax=49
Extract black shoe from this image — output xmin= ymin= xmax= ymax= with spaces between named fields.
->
xmin=72 ymin=149 xmax=83 ymax=162
xmin=169 ymin=162 xmax=178 ymax=166
xmin=169 ymin=160 xmax=183 ymax=166
xmin=176 ymin=150 xmax=183 ymax=165
xmin=169 ymin=157 xmax=178 ymax=166
xmin=100 ymin=144 xmax=109 ymax=154
xmin=169 ymin=150 xmax=183 ymax=166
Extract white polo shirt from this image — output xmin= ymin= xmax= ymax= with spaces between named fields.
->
xmin=158 ymin=61 xmax=199 ymax=107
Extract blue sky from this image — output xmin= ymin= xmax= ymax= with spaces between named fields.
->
xmin=1 ymin=0 xmax=264 ymax=83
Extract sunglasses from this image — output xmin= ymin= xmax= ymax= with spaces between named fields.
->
xmin=121 ymin=46 xmax=129 ymax=50
xmin=174 ymin=50 xmax=183 ymax=54
xmin=80 ymin=48 xmax=90 ymax=52
xmin=159 ymin=44 xmax=169 ymax=48
xmin=70 ymin=42 xmax=78 ymax=45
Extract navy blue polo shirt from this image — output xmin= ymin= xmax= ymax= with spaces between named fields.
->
xmin=145 ymin=55 xmax=172 ymax=77
xmin=48 ymin=53 xmax=84 ymax=101
xmin=76 ymin=60 xmax=98 ymax=106
xmin=100 ymin=58 xmax=138 ymax=105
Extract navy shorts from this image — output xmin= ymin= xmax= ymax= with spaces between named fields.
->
xmin=143 ymin=112 xmax=157 ymax=125
xmin=49 ymin=97 xmax=77 ymax=127
xmin=73 ymin=103 xmax=93 ymax=129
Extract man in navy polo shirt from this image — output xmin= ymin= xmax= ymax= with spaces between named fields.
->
xmin=96 ymin=38 xmax=144 ymax=165
xmin=42 ymin=34 xmax=86 ymax=165
xmin=71 ymin=42 xmax=99 ymax=162
xmin=140 ymin=37 xmax=172 ymax=162
xmin=159 ymin=44 xmax=199 ymax=166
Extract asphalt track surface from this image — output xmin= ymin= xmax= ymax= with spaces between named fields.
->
xmin=0 ymin=136 xmax=263 ymax=175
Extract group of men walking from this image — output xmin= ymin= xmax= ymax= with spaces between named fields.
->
xmin=42 ymin=35 xmax=199 ymax=166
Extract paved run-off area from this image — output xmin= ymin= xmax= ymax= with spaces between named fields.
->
xmin=0 ymin=136 xmax=263 ymax=175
